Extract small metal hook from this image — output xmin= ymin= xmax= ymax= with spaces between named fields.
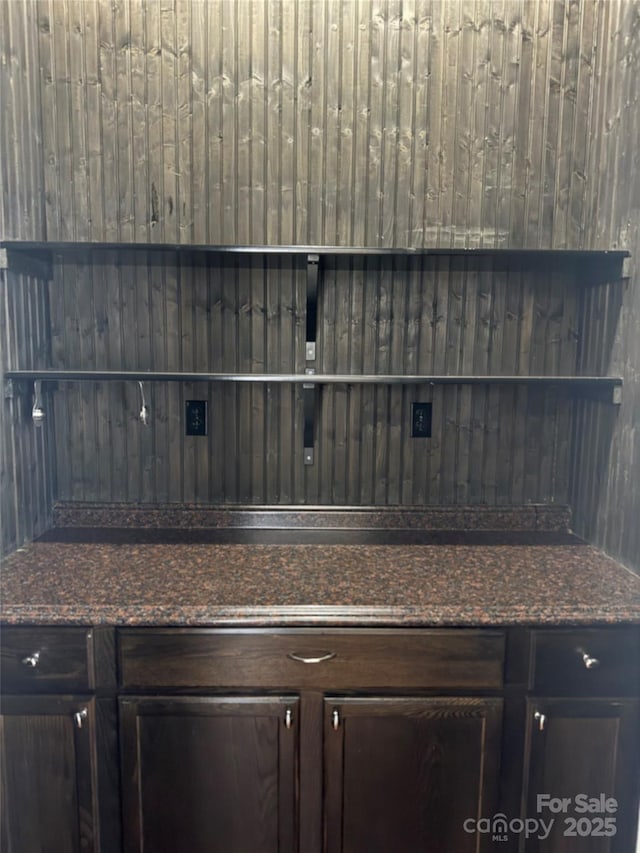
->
xmin=32 ymin=381 xmax=45 ymax=427
xmin=138 ymin=381 xmax=150 ymax=425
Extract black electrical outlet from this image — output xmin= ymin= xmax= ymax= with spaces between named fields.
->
xmin=185 ymin=400 xmax=207 ymax=436
xmin=411 ymin=402 xmax=432 ymax=437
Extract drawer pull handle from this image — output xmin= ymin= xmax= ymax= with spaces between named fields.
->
xmin=285 ymin=709 xmax=293 ymax=729
xmin=21 ymin=652 xmax=40 ymax=668
xmin=332 ymin=709 xmax=340 ymax=731
xmin=74 ymin=708 xmax=88 ymax=730
xmin=534 ymin=710 xmax=546 ymax=732
xmin=287 ymin=651 xmax=336 ymax=664
xmin=577 ymin=648 xmax=600 ymax=670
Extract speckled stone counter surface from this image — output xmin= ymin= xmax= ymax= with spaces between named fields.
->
xmin=2 ymin=526 xmax=639 ymax=626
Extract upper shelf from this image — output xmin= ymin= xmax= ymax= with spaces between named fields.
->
xmin=4 ymin=369 xmax=623 ymax=387
xmin=0 ymin=240 xmax=630 ymax=281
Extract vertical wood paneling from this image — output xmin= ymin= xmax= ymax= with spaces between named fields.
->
xmin=206 ymin=263 xmax=220 ymax=502
xmin=1 ymin=0 xmax=45 ymax=238
xmin=1 ymin=1 xmax=638 ymax=567
xmin=569 ymin=0 xmax=640 ymax=571
xmin=468 ymin=259 xmax=490 ymax=502
xmin=0 ymin=272 xmax=54 ymax=557
xmin=48 ymin=257 xmax=580 ymax=507
xmin=498 ymin=2 xmax=521 ymax=244
xmin=0 ymin=0 xmax=52 ymax=557
xmin=17 ymin=0 xmax=614 ymax=250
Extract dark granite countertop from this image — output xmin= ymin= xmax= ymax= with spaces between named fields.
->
xmin=2 ymin=526 xmax=639 ymax=627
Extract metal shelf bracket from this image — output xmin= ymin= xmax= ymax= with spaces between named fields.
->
xmin=0 ymin=246 xmax=53 ymax=280
xmin=304 ymin=254 xmax=320 ymax=464
xmin=306 ymin=254 xmax=319 ymax=360
xmin=303 ymin=368 xmax=316 ymax=465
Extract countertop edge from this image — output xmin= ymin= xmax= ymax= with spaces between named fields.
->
xmin=2 ymin=604 xmax=640 ymax=628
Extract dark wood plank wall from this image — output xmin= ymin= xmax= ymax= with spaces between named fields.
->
xmin=49 ymin=254 xmax=579 ymax=505
xmin=570 ymin=0 xmax=640 ymax=570
xmin=35 ymin=0 xmax=606 ymax=508
xmin=1 ymin=2 xmax=638 ymax=563
xmin=34 ymin=0 xmax=612 ymax=249
xmin=0 ymin=0 xmax=52 ymax=558
xmin=0 ymin=273 xmax=55 ymax=557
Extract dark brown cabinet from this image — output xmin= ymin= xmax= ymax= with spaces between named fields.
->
xmin=523 ymin=630 xmax=640 ymax=852
xmin=119 ymin=691 xmax=505 ymax=853
xmin=323 ymin=696 xmax=503 ymax=853
xmin=0 ymin=696 xmax=97 ymax=853
xmin=523 ymin=698 xmax=640 ymax=853
xmin=119 ymin=695 xmax=299 ymax=853
xmin=115 ymin=628 xmax=507 ymax=853
xmin=0 ymin=627 xmax=92 ymax=694
xmin=1 ymin=625 xmax=639 ymax=853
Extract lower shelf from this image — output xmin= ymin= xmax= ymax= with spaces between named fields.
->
xmin=3 ymin=368 xmax=624 ymax=399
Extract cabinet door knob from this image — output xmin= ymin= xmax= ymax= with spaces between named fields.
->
xmin=74 ymin=708 xmax=88 ymax=729
xmin=534 ymin=710 xmax=546 ymax=731
xmin=287 ymin=651 xmax=336 ymax=664
xmin=21 ymin=651 xmax=40 ymax=668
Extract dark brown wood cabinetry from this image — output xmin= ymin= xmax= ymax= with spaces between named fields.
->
xmin=0 ymin=627 xmax=92 ymax=694
xmin=529 ymin=627 xmax=640 ymax=697
xmin=0 ymin=627 xmax=100 ymax=853
xmin=522 ymin=628 xmax=640 ymax=853
xmin=119 ymin=696 xmax=298 ymax=853
xmin=117 ymin=628 xmax=507 ymax=853
xmin=1 ymin=624 xmax=639 ymax=853
xmin=323 ymin=696 xmax=503 ymax=853
xmin=0 ymin=696 xmax=97 ymax=853
xmin=523 ymin=698 xmax=640 ymax=853
xmin=117 ymin=627 xmax=506 ymax=690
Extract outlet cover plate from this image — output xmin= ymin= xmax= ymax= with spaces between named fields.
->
xmin=185 ymin=400 xmax=207 ymax=436
xmin=411 ymin=402 xmax=432 ymax=438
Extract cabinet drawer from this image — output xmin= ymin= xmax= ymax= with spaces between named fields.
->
xmin=119 ymin=628 xmax=505 ymax=690
xmin=530 ymin=627 xmax=640 ymax=696
xmin=0 ymin=627 xmax=92 ymax=693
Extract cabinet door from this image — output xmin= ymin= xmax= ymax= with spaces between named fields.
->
xmin=120 ymin=696 xmax=298 ymax=853
xmin=524 ymin=698 xmax=640 ymax=853
xmin=0 ymin=696 xmax=96 ymax=853
xmin=324 ymin=696 xmax=503 ymax=853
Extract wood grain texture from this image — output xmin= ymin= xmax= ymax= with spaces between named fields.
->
xmin=0 ymin=1 xmax=637 ymax=563
xmin=1 ymin=0 xmax=612 ymax=251
xmin=524 ymin=697 xmax=640 ymax=853
xmin=0 ymin=696 xmax=97 ymax=853
xmin=118 ymin=627 xmax=505 ymax=690
xmin=119 ymin=695 xmax=298 ymax=853
xmin=1 ymin=625 xmax=91 ymax=694
xmin=0 ymin=0 xmax=45 ymax=241
xmin=324 ymin=696 xmax=503 ymax=853
xmin=530 ymin=626 xmax=640 ymax=697
xmin=569 ymin=0 xmax=640 ymax=572
xmin=0 ymin=270 xmax=54 ymax=557
xmin=0 ymin=0 xmax=51 ymax=558
xmin=49 ymin=256 xmax=581 ymax=505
